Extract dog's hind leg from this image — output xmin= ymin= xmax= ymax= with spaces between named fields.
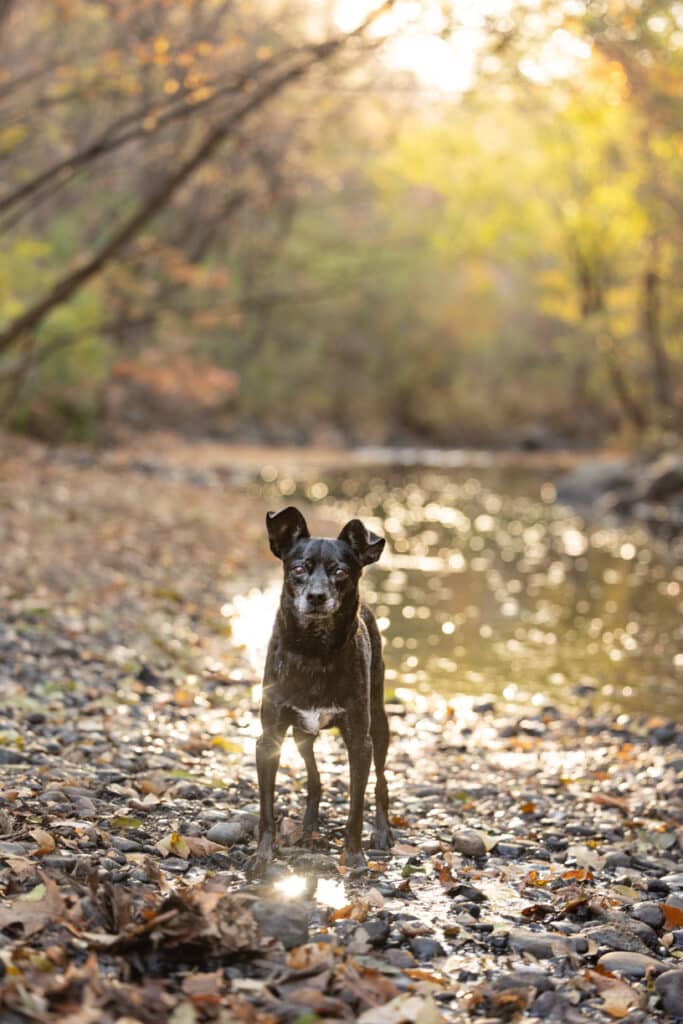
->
xmin=370 ymin=699 xmax=392 ymax=850
xmin=294 ymin=727 xmax=321 ymax=835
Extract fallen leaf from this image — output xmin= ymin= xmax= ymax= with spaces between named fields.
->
xmin=585 ymin=969 xmax=641 ymax=1018
xmin=329 ymin=899 xmax=370 ymax=923
xmin=662 ymin=903 xmax=683 ymax=929
xmin=156 ymin=831 xmax=191 ymax=859
xmin=29 ymin=828 xmax=56 ymax=856
xmin=591 ymin=794 xmax=629 ymax=813
xmin=561 ymin=868 xmax=594 ymax=882
xmin=286 ymin=942 xmax=336 ymax=970
xmin=0 ymin=874 xmax=64 ymax=937
xmin=357 ymin=993 xmax=442 ymax=1023
xmin=184 ymin=836 xmax=225 ymax=858
xmin=567 ymin=844 xmax=605 ymax=870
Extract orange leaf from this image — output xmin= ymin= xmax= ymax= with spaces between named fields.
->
xmin=662 ymin=904 xmax=683 ymax=929
xmin=561 ymin=868 xmax=594 ymax=882
xmin=591 ymin=794 xmax=628 ymax=812
xmin=29 ymin=829 xmax=56 ymax=856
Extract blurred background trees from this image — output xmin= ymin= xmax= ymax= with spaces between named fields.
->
xmin=0 ymin=0 xmax=681 ymax=446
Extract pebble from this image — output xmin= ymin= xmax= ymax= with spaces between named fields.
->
xmin=206 ymin=821 xmax=248 ymax=847
xmin=631 ymin=901 xmax=664 ymax=931
xmin=492 ymin=969 xmax=554 ymax=993
xmin=508 ymin=928 xmax=579 ymax=959
xmin=175 ymin=782 xmax=204 ymax=800
xmin=452 ymin=829 xmax=487 ymax=858
xmin=604 ymin=851 xmax=632 ymax=869
xmin=251 ymin=900 xmax=309 ymax=949
xmin=0 ymin=749 xmax=26 ymax=765
xmin=361 ymin=920 xmax=391 ymax=948
xmin=655 ymin=970 xmax=683 ymax=1018
xmin=581 ymin=923 xmax=652 ymax=955
xmin=409 ymin=937 xmax=445 ymax=960
xmin=597 ymin=951 xmax=667 ymax=978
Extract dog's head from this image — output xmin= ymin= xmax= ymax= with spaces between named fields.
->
xmin=266 ymin=506 xmax=384 ymax=621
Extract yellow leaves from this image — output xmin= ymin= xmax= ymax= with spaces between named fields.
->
xmin=0 ymin=124 xmax=27 ymax=155
xmin=156 ymin=831 xmax=191 ymax=859
xmin=155 ymin=832 xmax=224 ymax=860
xmin=210 ymin=736 xmax=242 ymax=753
xmin=164 ymin=79 xmax=180 ymax=95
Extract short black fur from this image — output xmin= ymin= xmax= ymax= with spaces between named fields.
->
xmin=249 ymin=506 xmax=392 ymax=875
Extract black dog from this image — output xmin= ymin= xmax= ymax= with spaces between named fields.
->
xmin=250 ymin=506 xmax=392 ymax=875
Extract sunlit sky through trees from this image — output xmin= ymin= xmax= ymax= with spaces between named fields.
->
xmin=332 ymin=0 xmax=593 ymax=92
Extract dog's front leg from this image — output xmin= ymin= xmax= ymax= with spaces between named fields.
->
xmin=340 ymin=718 xmax=372 ymax=868
xmin=248 ymin=716 xmax=287 ymax=878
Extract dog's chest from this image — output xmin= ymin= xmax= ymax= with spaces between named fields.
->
xmin=288 ymin=704 xmax=343 ymax=735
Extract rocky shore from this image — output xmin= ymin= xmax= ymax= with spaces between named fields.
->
xmin=0 ymin=438 xmax=681 ymax=1022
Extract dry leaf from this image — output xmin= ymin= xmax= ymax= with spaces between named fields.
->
xmin=0 ymin=874 xmax=64 ymax=937
xmin=29 ymin=828 xmax=56 ymax=856
xmin=662 ymin=903 xmax=683 ymax=929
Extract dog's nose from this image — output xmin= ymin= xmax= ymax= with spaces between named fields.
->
xmin=307 ymin=590 xmax=327 ymax=606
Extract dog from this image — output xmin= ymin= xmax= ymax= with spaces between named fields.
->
xmin=249 ymin=506 xmax=392 ymax=876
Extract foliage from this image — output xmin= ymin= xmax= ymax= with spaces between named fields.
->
xmin=0 ymin=0 xmax=681 ymax=443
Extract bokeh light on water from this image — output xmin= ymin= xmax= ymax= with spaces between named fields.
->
xmin=245 ymin=463 xmax=683 ymax=719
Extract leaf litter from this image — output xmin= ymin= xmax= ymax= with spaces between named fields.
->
xmin=0 ymin=438 xmax=682 ymax=1021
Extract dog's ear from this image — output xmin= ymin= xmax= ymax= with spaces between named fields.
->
xmin=266 ymin=507 xmax=310 ymax=559
xmin=338 ymin=519 xmax=385 ymax=567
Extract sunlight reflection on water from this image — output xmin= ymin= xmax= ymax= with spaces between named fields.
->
xmin=229 ymin=463 xmax=683 ymax=718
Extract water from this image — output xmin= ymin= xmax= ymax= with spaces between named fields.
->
xmin=245 ymin=458 xmax=683 ymax=720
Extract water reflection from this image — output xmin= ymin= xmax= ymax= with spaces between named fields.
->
xmin=235 ymin=463 xmax=682 ymax=719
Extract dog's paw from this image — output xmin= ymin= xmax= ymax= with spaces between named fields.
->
xmin=370 ymin=827 xmax=393 ymax=850
xmin=343 ymin=849 xmax=367 ymax=871
xmin=245 ymin=851 xmax=272 ymax=880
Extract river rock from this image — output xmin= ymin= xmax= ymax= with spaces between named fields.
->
xmin=206 ymin=821 xmax=249 ymax=846
xmin=581 ymin=923 xmax=652 ymax=955
xmin=452 ymin=829 xmax=487 ymax=858
xmin=631 ymin=902 xmax=664 ymax=931
xmin=656 ymin=970 xmax=683 ymax=1018
xmin=508 ymin=928 xmax=578 ymax=959
xmin=492 ymin=969 xmax=554 ymax=993
xmin=251 ymin=900 xmax=309 ymax=949
xmin=597 ymin=951 xmax=666 ymax=978
xmin=409 ymin=937 xmax=445 ymax=960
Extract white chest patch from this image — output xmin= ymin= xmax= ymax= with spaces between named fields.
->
xmin=291 ymin=705 xmax=343 ymax=735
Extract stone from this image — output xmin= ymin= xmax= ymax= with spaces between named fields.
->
xmin=251 ymin=900 xmax=309 ymax=949
xmin=492 ymin=970 xmax=554 ymax=994
xmin=597 ymin=951 xmax=666 ymax=978
xmin=0 ymin=748 xmax=26 ymax=764
xmin=361 ymin=920 xmax=391 ymax=948
xmin=604 ymin=851 xmax=632 ymax=869
xmin=409 ymin=937 xmax=445 ymax=960
xmin=452 ymin=829 xmax=487 ymax=858
xmin=631 ymin=901 xmax=664 ymax=931
xmin=508 ymin=929 xmax=577 ymax=959
xmin=531 ymin=990 xmax=563 ymax=1018
xmin=656 ymin=969 xmax=683 ymax=1018
xmin=581 ymin=923 xmax=652 ymax=955
xmin=206 ymin=821 xmax=248 ymax=847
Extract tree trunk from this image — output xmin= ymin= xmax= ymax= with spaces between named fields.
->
xmin=642 ymin=234 xmax=673 ymax=415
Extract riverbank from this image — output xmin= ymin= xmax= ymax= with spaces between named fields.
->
xmin=0 ymin=436 xmax=682 ymax=1022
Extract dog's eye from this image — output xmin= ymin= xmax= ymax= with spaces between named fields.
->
xmin=291 ymin=565 xmax=307 ymax=579
xmin=334 ymin=567 xmax=348 ymax=580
